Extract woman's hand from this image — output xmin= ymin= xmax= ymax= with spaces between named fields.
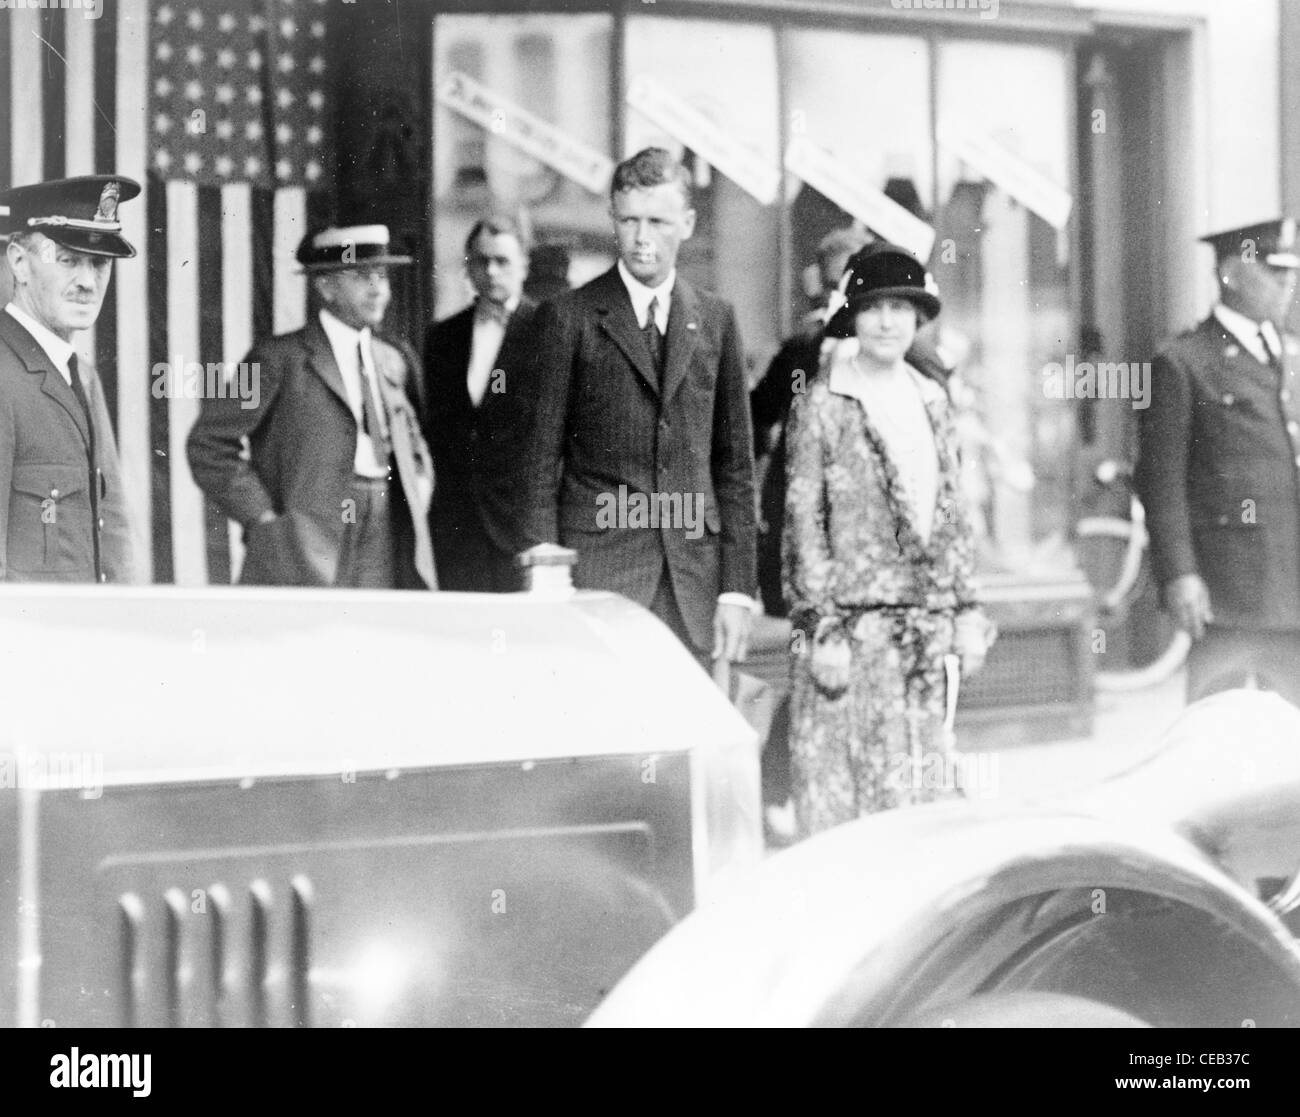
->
xmin=810 ymin=628 xmax=852 ymax=697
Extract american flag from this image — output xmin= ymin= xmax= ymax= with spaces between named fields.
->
xmin=1 ymin=0 xmax=336 ymax=585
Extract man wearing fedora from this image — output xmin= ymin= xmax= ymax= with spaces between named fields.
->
xmin=1136 ymin=217 xmax=1300 ymax=706
xmin=188 ymin=225 xmax=436 ymax=589
xmin=0 ymin=175 xmax=142 ymax=584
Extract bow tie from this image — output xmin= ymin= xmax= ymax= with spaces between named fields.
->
xmin=475 ymin=300 xmax=511 ymax=326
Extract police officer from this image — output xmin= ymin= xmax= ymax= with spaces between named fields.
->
xmin=1135 ymin=218 xmax=1300 ymax=705
xmin=0 ymin=175 xmax=142 ymax=583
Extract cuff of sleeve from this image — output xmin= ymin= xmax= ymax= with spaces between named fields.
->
xmin=718 ymin=592 xmax=761 ymax=615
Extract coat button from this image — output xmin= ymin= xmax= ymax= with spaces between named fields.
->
xmin=1221 ymin=392 xmax=1235 ymax=405
xmin=1289 ymin=421 xmax=1299 ymax=436
xmin=100 ymin=573 xmax=107 ymax=583
xmin=98 ymin=518 xmax=105 ymax=530
xmin=1283 ymin=389 xmax=1293 ymax=403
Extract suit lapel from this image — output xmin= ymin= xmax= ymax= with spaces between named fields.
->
xmin=302 ymin=316 xmax=352 ymax=412
xmin=0 ymin=310 xmax=91 ymax=448
xmin=593 ymin=269 xmax=659 ymax=397
xmin=661 ymin=279 xmax=701 ymax=405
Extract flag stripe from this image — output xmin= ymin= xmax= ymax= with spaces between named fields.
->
xmin=40 ymin=10 xmax=65 ymax=181
xmin=0 ymin=13 xmax=11 ymax=189
xmin=94 ymin=7 xmax=120 ymax=432
xmin=116 ymin=0 xmax=153 ymax=583
xmin=147 ymin=174 xmax=173 ymax=584
xmin=165 ymin=179 xmax=207 ymax=587
xmin=65 ymin=14 xmax=96 ymax=368
xmin=64 ymin=15 xmax=95 ymax=176
xmin=199 ymin=184 xmax=232 ymax=585
xmin=221 ymin=182 xmax=255 ymax=584
xmin=10 ymin=6 xmax=44 ymax=185
xmin=273 ymin=186 xmax=308 ymax=334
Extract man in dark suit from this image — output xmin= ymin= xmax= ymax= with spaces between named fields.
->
xmin=519 ymin=148 xmax=758 ymax=666
xmin=0 ymin=175 xmax=142 ymax=584
xmin=1136 ymin=218 xmax=1300 ymax=705
xmin=424 ymin=216 xmax=538 ymax=591
xmin=188 ymin=225 xmax=435 ymax=589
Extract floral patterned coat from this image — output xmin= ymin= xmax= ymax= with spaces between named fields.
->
xmin=782 ymin=355 xmax=982 ymax=836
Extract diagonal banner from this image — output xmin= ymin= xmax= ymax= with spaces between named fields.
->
xmin=627 ymin=74 xmax=781 ymax=206
xmin=436 ymin=70 xmax=614 ymax=196
xmin=784 ymin=136 xmax=936 ymax=261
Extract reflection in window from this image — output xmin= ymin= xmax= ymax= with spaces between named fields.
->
xmin=624 ymin=16 xmax=781 ymax=367
xmin=935 ymin=40 xmax=1073 ymax=576
xmin=433 ymin=14 xmax=614 ymax=316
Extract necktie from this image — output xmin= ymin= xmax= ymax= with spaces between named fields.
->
xmin=67 ymin=354 xmax=96 ymax=463
xmin=357 ymin=340 xmax=392 ymax=462
xmin=643 ymin=295 xmax=665 ymax=383
xmin=1259 ymin=326 xmax=1283 ymax=371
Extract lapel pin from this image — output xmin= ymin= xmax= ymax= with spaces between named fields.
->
xmin=687 ymin=321 xmax=697 ymax=331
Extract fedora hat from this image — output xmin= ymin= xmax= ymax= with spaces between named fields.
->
xmin=0 ymin=174 xmax=140 ymax=259
xmin=824 ymin=241 xmax=940 ymax=338
xmin=296 ymin=224 xmax=413 ymax=272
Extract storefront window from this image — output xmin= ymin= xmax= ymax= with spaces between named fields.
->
xmin=781 ymin=26 xmax=933 ymax=341
xmin=624 ymin=15 xmax=782 ymax=366
xmin=432 ymin=13 xmax=615 ymax=316
xmin=935 ymin=40 xmax=1074 ymax=576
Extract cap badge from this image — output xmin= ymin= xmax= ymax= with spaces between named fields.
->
xmin=96 ymin=181 xmax=120 ymax=224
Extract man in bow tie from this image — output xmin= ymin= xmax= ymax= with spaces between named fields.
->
xmin=1136 ymin=217 xmax=1300 ymax=705
xmin=423 ymin=216 xmax=539 ymax=591
xmin=188 ymin=224 xmax=436 ymax=590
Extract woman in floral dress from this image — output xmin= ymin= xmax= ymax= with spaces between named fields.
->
xmin=783 ymin=243 xmax=994 ymax=837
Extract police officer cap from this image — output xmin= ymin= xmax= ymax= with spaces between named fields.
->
xmin=1199 ymin=217 xmax=1300 ymax=268
xmin=0 ymin=175 xmax=140 ymax=259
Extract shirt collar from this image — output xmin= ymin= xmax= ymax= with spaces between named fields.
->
xmin=1213 ymin=302 xmax=1275 ymax=360
xmin=617 ymin=260 xmax=674 ymax=328
xmin=319 ymin=307 xmax=371 ymax=355
xmin=826 ymin=339 xmax=934 ymax=404
xmin=474 ymin=293 xmax=520 ymax=325
xmin=5 ymin=301 xmax=77 ymax=378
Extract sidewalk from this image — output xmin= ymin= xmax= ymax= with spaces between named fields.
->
xmin=972 ymin=671 xmax=1188 ymax=802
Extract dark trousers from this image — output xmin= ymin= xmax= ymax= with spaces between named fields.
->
xmin=1187 ymin=626 xmax=1300 ymax=710
xmin=335 ymin=477 xmax=396 ymax=589
xmin=650 ymin=569 xmax=711 ymax=671
xmin=432 ymin=515 xmax=521 ymax=592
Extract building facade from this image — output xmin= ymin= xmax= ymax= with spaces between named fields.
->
xmin=0 ymin=0 xmax=1290 ymax=640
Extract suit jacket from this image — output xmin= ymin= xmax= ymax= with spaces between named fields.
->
xmin=1135 ymin=313 xmax=1300 ymax=629
xmin=519 ymin=266 xmax=757 ymax=648
xmin=423 ymin=297 xmax=538 ymax=566
xmin=0 ymin=310 xmax=141 ymax=583
xmin=187 ymin=316 xmax=436 ymax=588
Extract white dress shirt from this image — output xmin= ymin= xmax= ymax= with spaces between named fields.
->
xmin=1214 ymin=302 xmax=1280 ymax=365
xmin=5 ymin=302 xmax=77 ymax=387
xmin=615 ymin=262 xmax=757 ymax=616
xmin=467 ymin=294 xmax=519 ymax=407
xmin=830 ymin=351 xmax=941 ymax=544
xmin=318 ymin=308 xmax=390 ymax=479
xmin=617 ymin=259 xmax=673 ymax=331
